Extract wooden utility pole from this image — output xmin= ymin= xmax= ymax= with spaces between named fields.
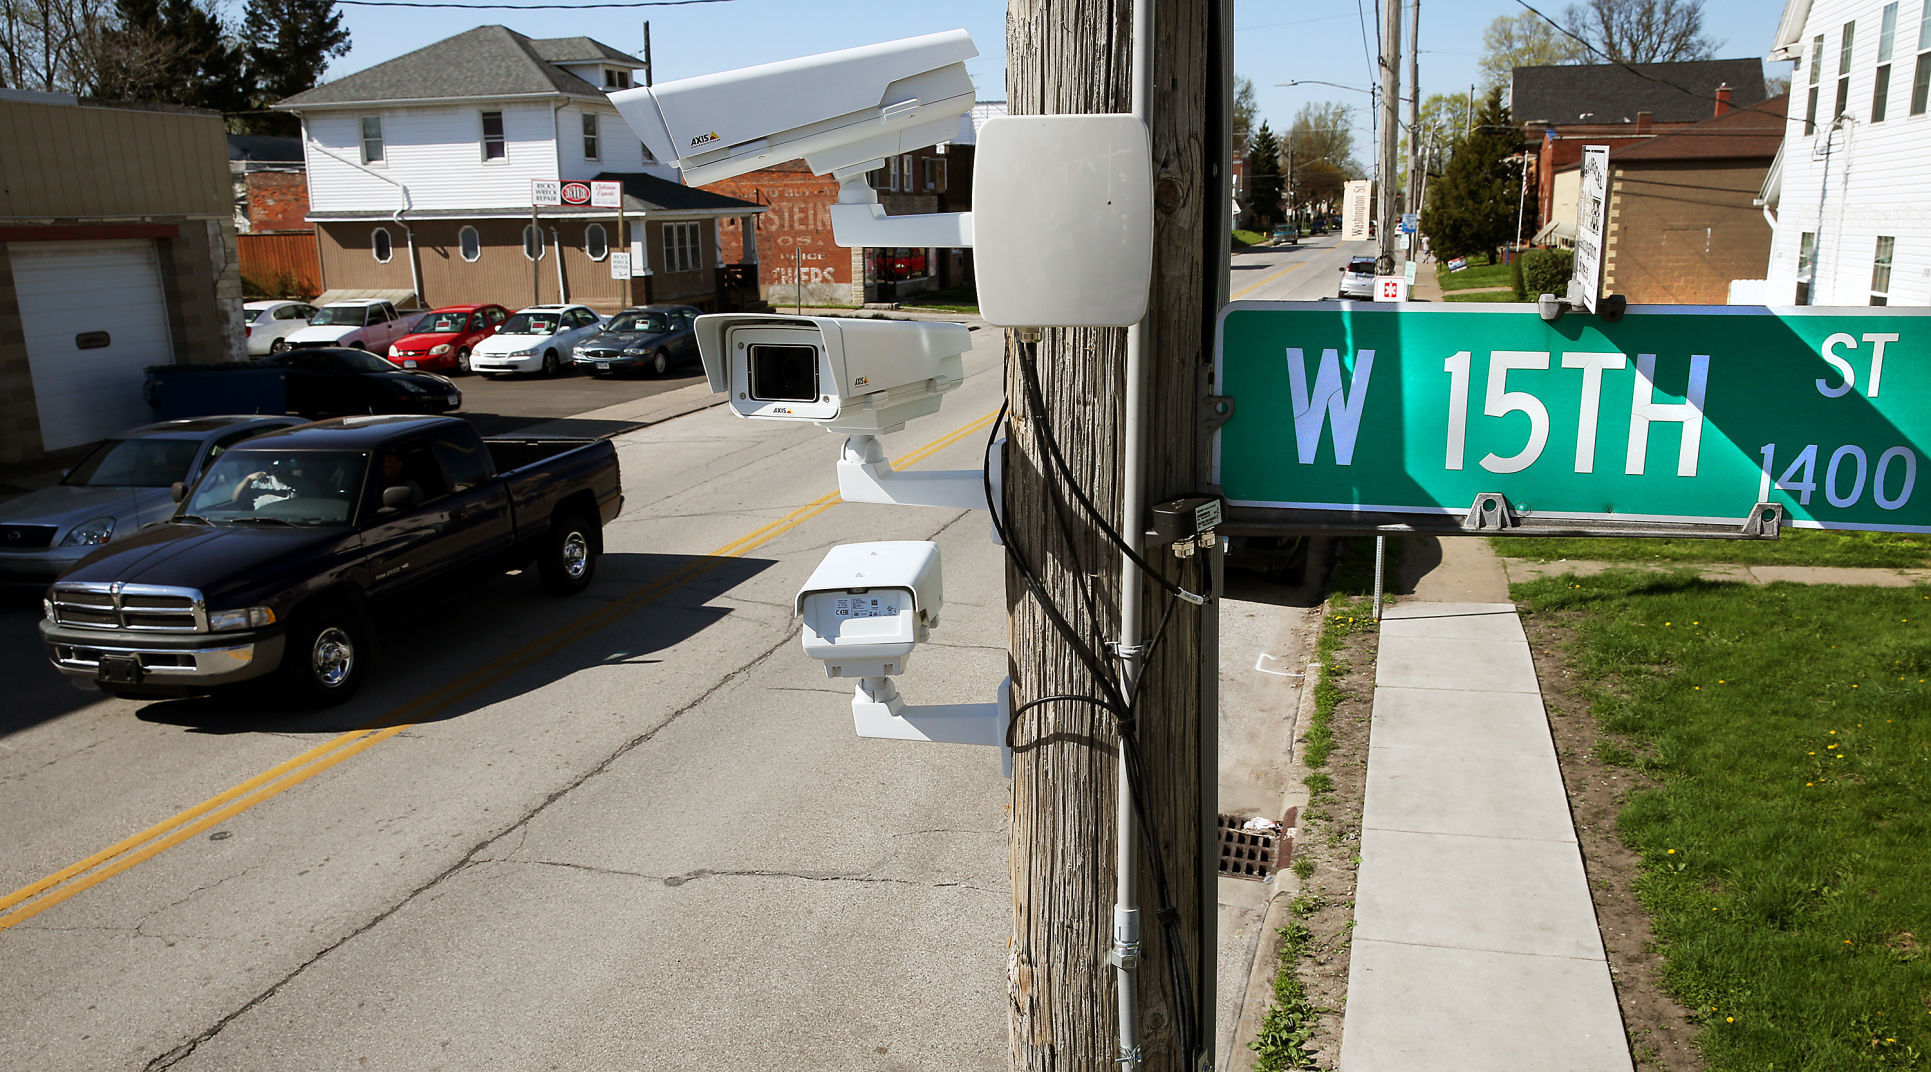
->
xmin=1004 ymin=1 xmax=1215 ymax=1069
xmin=1407 ymin=0 xmax=1422 ymax=215
xmin=1376 ymin=0 xmax=1402 ymax=270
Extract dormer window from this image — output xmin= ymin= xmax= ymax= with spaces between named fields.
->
xmin=603 ymin=68 xmax=632 ymax=89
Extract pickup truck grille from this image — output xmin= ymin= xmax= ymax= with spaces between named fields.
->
xmin=48 ymin=582 xmax=206 ymax=632
xmin=0 ymin=524 xmax=57 ymax=549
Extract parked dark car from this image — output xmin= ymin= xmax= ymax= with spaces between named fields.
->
xmin=38 ymin=415 xmax=622 ymax=704
xmin=0 ymin=415 xmax=304 ymax=589
xmin=146 ymin=347 xmax=461 ymax=421
xmin=571 ymin=304 xmax=701 ymax=377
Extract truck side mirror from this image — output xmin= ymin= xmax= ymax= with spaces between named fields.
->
xmin=170 ymin=481 xmax=187 ymax=503
xmin=381 ymin=485 xmax=416 ymax=511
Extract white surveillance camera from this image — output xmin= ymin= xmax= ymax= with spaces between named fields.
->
xmin=611 ymin=30 xmax=975 ymax=188
xmin=696 ymin=314 xmax=968 ymax=436
xmin=796 ymin=541 xmax=943 ymax=679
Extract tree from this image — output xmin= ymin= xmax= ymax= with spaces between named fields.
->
xmin=241 ymin=0 xmax=349 ymax=134
xmin=1564 ymin=0 xmax=1714 ymax=64
xmin=1245 ymin=121 xmax=1283 ymax=228
xmin=1478 ymin=11 xmax=1587 ymax=91
xmin=1282 ymin=101 xmax=1358 ymax=222
xmin=1 ymin=0 xmax=120 ymax=93
xmin=1231 ymin=74 xmax=1257 ymax=154
xmin=1421 ymin=88 xmax=1525 ymax=262
xmin=1007 ymin=0 xmax=1210 ymax=1069
xmin=93 ymin=0 xmax=249 ymax=112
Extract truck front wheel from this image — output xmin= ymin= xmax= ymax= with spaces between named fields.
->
xmin=539 ymin=510 xmax=598 ymax=594
xmin=279 ymin=604 xmax=369 ymax=705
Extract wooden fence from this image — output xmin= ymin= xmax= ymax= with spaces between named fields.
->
xmin=238 ymin=232 xmax=320 ymax=298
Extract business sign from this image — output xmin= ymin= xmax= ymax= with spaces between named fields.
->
xmin=609 ymin=251 xmax=632 ymax=279
xmin=1570 ymin=145 xmax=1609 ymax=312
xmin=591 ymin=179 xmax=623 ymax=208
xmin=560 ymin=181 xmax=593 ymax=205
xmin=1343 ymin=180 xmax=1372 ymax=241
xmin=531 ymin=180 xmax=562 ymax=207
xmin=1214 ymin=303 xmax=1931 ymax=535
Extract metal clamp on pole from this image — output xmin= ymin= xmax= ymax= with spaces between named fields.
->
xmin=1463 ymin=492 xmax=1520 ymax=531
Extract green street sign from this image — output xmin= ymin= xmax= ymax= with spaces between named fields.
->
xmin=1213 ymin=303 xmax=1931 ymax=535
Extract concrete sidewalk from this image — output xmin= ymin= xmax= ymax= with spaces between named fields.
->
xmin=1336 ymin=540 xmax=1632 ymax=1071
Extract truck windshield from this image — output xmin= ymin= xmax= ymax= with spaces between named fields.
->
xmin=309 ymin=306 xmax=369 ymax=327
xmin=62 ymin=437 xmax=202 ymax=487
xmin=184 ymin=450 xmax=367 ymax=526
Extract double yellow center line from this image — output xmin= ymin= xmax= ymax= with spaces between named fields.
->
xmin=0 ymin=411 xmax=999 ymax=932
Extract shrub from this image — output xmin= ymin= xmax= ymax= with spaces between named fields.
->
xmin=1509 ymin=252 xmax=1527 ymax=299
xmin=1521 ymin=247 xmax=1575 ymax=297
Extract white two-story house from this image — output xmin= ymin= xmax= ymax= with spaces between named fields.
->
xmin=1765 ymin=0 xmax=1931 ymax=305
xmin=277 ymin=26 xmax=764 ymax=314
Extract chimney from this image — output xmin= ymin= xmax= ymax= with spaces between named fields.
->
xmin=1714 ymin=83 xmax=1733 ymax=117
xmin=1636 ymin=110 xmax=1652 ymax=133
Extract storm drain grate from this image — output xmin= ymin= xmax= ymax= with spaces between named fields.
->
xmin=1217 ymin=809 xmax=1293 ymax=880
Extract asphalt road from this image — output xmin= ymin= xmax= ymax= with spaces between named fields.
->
xmin=0 ymin=320 xmax=1012 ymax=1070
xmin=1228 ymin=233 xmax=1378 ymax=302
xmin=451 ymin=360 xmax=708 ymax=437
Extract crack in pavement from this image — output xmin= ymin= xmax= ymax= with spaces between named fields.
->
xmin=141 ymin=627 xmax=798 ymax=1072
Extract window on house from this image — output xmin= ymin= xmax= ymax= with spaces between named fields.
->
xmin=1807 ymin=34 xmax=1824 ymax=132
xmin=1837 ymin=21 xmax=1856 ymax=118
xmin=1915 ymin=6 xmax=1931 ymax=115
xmin=603 ymin=68 xmax=631 ymax=89
xmin=582 ymin=113 xmax=600 ymax=160
xmin=360 ymin=116 xmax=384 ymax=163
xmin=523 ymin=224 xmax=545 ymax=261
xmin=923 ymin=157 xmax=945 ymax=192
xmin=1875 ymin=3 xmax=1898 ymax=121
xmin=1796 ymin=231 xmax=1816 ymax=305
xmin=1871 ymin=236 xmax=1895 ymax=305
xmin=664 ymin=221 xmax=701 ymax=273
xmin=481 ymin=111 xmax=506 ymax=161
xmin=372 ymin=227 xmax=393 ymax=263
xmin=899 ymin=154 xmax=913 ymax=190
xmin=586 ymin=223 xmax=608 ymax=261
xmin=459 ymin=226 xmax=481 ymax=262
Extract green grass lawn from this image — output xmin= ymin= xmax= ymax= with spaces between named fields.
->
xmin=1493 ymin=529 xmax=1931 ymax=569
xmin=895 ymin=285 xmax=979 ymax=314
xmin=1435 ymin=258 xmax=1514 ymax=292
xmin=1517 ymin=572 xmax=1931 ymax=1070
xmin=1233 ymin=229 xmax=1266 ymax=249
xmin=1441 ymin=289 xmax=1527 ymax=303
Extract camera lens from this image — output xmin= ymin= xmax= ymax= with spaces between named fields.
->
xmin=748 ymin=344 xmax=819 ymax=402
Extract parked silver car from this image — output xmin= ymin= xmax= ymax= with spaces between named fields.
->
xmin=0 ymin=415 xmax=304 ymax=589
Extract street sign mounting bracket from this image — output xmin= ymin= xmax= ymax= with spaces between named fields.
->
xmin=1740 ymin=502 xmax=1784 ymax=537
xmin=1202 ymin=395 xmax=1234 ymax=435
xmin=1463 ymin=493 xmax=1520 ymax=531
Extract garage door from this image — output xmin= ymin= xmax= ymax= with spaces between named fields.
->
xmin=10 ymin=240 xmax=174 ymax=450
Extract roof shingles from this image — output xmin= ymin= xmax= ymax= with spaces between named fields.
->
xmin=1512 ymin=58 xmax=1768 ymax=126
xmin=279 ymin=25 xmax=617 ymax=108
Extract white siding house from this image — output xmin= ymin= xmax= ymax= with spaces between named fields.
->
xmin=1767 ymin=0 xmax=1931 ymax=306
xmin=278 ymin=26 xmax=762 ymax=314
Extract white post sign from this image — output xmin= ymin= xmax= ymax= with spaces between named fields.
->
xmin=591 ymin=180 xmax=623 ymax=209
xmin=1568 ymin=144 xmax=1609 ymax=313
xmin=1373 ymin=276 xmax=1407 ymax=302
xmin=1343 ymin=180 xmax=1373 ymax=241
xmin=531 ymin=180 xmax=562 ymax=207
xmin=609 ymin=251 xmax=632 ymax=279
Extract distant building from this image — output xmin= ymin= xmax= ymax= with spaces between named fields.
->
xmin=1513 ymin=58 xmax=1768 ymax=235
xmin=1763 ymin=0 xmax=1930 ymax=306
xmin=276 ymin=26 xmax=764 ymax=314
xmin=0 ymin=90 xmax=240 ymax=463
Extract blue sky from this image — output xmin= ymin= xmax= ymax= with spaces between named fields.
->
xmin=323 ymin=0 xmax=1790 ymax=167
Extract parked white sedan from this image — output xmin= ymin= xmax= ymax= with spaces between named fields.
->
xmin=244 ymin=299 xmax=318 ymax=356
xmin=469 ymin=305 xmax=605 ymax=377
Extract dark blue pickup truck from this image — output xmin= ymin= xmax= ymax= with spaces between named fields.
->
xmin=38 ymin=415 xmax=622 ymax=705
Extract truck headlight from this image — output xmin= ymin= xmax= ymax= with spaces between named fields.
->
xmin=60 ymin=516 xmax=115 ymax=546
xmin=207 ymin=607 xmax=277 ymax=631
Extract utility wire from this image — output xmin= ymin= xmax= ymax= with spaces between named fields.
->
xmin=336 ymin=0 xmax=729 ymax=8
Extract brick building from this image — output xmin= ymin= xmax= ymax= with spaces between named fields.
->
xmin=1513 ymin=59 xmax=1769 ymax=236
xmin=1568 ymin=94 xmax=1785 ymax=305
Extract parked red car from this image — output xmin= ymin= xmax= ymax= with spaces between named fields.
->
xmin=388 ymin=304 xmax=510 ymax=373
